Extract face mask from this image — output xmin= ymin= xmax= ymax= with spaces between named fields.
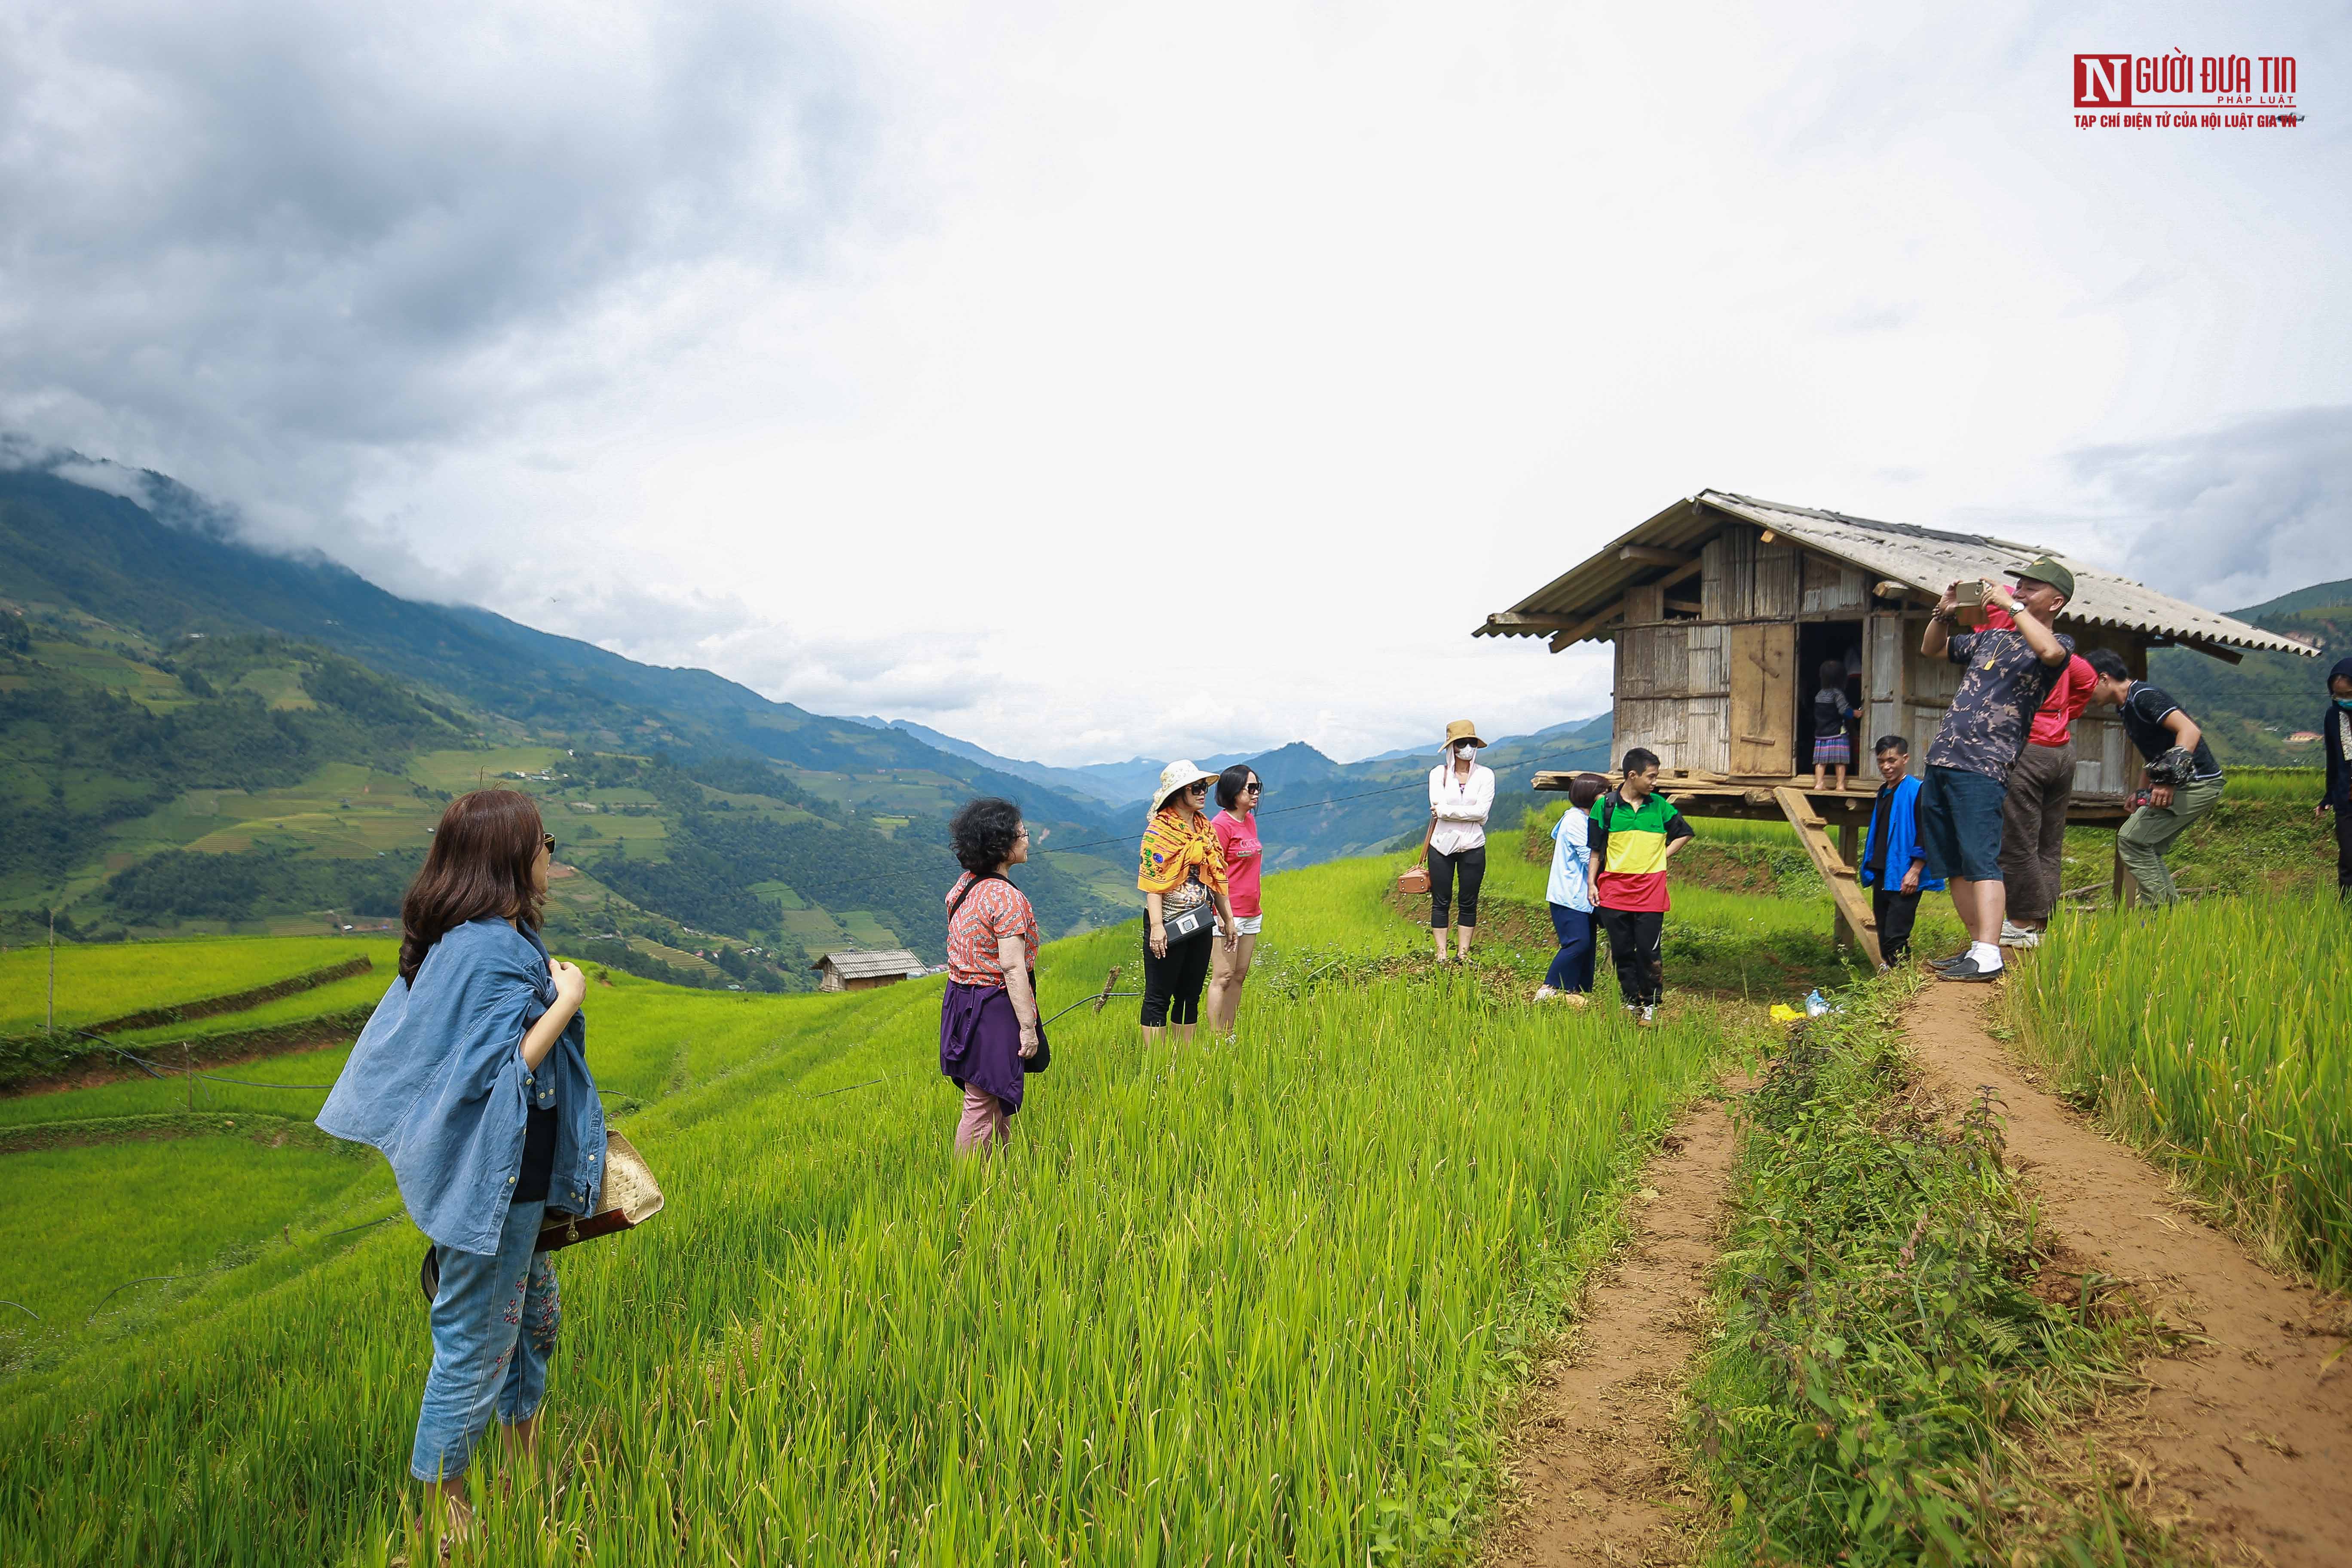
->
xmin=2337 ymin=698 xmax=2352 ymax=712
xmin=1454 ymin=744 xmax=1475 ymax=760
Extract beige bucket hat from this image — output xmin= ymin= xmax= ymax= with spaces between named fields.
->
xmin=1151 ymin=759 xmax=1219 ymax=813
xmin=1443 ymin=719 xmax=1486 ymax=750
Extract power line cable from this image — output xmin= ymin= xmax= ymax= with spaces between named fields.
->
xmin=1035 ymin=749 xmax=1605 ymax=861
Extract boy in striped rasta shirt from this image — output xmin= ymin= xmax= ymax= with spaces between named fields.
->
xmin=1589 ymin=748 xmax=1695 ymax=1024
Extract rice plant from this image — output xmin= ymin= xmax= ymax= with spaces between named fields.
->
xmin=0 ymin=857 xmax=1741 ymax=1565
xmin=2006 ymin=893 xmax=2352 ymax=1287
xmin=0 ymin=934 xmax=394 ymax=1035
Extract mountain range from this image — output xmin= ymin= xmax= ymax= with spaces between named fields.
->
xmin=2147 ymin=577 xmax=2350 ymax=767
xmin=11 ymin=446 xmax=2324 ymax=968
xmin=0 ymin=451 xmax=1614 ymax=968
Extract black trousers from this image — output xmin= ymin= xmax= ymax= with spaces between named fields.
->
xmin=1140 ymin=927 xmax=1213 ymax=1026
xmin=1429 ymin=844 xmax=1487 ymax=928
xmin=1596 ymin=907 xmax=1665 ymax=1006
xmin=2336 ymin=805 xmax=2352 ymax=897
xmin=1872 ymin=887 xmax=1923 ymax=964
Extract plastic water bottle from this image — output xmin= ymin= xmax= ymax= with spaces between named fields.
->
xmin=1804 ymin=989 xmax=1831 ymax=1017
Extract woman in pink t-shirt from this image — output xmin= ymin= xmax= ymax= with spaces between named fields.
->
xmin=1206 ymin=764 xmax=1265 ymax=1037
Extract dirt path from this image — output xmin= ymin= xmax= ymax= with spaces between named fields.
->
xmin=1485 ymin=1093 xmax=1739 ymax=1566
xmin=1905 ymin=984 xmax=2352 ymax=1568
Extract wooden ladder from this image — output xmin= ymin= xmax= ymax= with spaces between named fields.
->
xmin=1772 ymin=787 xmax=1883 ymax=970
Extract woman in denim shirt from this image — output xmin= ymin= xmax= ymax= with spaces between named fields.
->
xmin=318 ymin=789 xmax=603 ymax=1538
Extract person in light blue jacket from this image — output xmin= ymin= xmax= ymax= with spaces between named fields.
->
xmin=1857 ymin=736 xmax=1945 ymax=967
xmin=1535 ymin=774 xmax=1608 ymax=1004
xmin=318 ymin=789 xmax=602 ymax=1537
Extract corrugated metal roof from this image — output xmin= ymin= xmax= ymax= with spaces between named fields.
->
xmin=812 ymin=949 xmax=924 ymax=980
xmin=1474 ymin=490 xmax=2317 ymax=658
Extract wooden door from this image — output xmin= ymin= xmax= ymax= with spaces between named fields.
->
xmin=1729 ymin=622 xmax=1795 ymax=777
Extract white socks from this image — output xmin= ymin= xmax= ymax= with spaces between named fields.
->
xmin=1969 ymin=941 xmax=2003 ymax=971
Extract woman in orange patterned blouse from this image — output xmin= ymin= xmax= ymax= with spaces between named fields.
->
xmin=1136 ymin=761 xmax=1234 ymax=1046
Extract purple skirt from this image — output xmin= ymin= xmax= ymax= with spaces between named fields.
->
xmin=939 ymin=980 xmax=1050 ymax=1114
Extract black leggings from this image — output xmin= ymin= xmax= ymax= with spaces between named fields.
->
xmin=1141 ymin=928 xmax=1213 ymax=1026
xmin=1429 ymin=845 xmax=1486 ymax=928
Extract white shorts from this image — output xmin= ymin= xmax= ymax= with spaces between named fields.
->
xmin=1216 ymin=914 xmax=1263 ymax=936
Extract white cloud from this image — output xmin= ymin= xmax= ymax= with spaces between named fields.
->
xmin=3 ymin=0 xmax=2347 ymax=764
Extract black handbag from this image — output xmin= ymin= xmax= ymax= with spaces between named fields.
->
xmin=1160 ymin=877 xmax=1216 ymax=942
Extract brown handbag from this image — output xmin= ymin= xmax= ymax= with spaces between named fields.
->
xmin=1396 ymin=818 xmax=1433 ymax=896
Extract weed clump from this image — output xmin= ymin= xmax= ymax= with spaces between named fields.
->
xmin=1689 ymin=980 xmax=2177 ymax=1565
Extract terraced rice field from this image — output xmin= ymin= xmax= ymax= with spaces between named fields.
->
xmin=0 ymin=851 xmax=1746 ymax=1565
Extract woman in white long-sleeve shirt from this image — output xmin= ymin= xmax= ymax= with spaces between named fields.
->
xmin=1427 ymin=719 xmax=1495 ymax=962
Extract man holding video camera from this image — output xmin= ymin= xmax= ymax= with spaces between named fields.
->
xmin=2082 ymin=649 xmax=2226 ymax=906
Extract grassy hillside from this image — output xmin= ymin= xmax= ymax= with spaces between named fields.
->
xmin=0 ymin=852 xmax=1747 ymax=1565
xmin=0 ymin=465 xmax=1115 ymax=823
xmin=2149 ymin=576 xmax=2346 ymax=766
xmin=0 ymin=610 xmax=1128 ymax=977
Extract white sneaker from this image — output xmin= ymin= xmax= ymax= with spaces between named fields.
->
xmin=1998 ymin=921 xmax=2042 ymax=949
xmin=1532 ymin=985 xmax=1558 ymax=1003
xmin=1638 ymin=1004 xmax=1656 ymax=1026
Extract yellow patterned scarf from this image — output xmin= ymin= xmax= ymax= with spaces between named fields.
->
xmin=1138 ymin=808 xmax=1228 ymax=896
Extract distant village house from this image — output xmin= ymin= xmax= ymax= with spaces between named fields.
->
xmin=811 ymin=949 xmax=926 ymax=992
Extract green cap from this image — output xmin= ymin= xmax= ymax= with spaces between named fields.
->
xmin=2004 ymin=555 xmax=2075 ymax=603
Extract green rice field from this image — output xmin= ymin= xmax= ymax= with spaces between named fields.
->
xmin=0 ymin=936 xmax=394 ymax=1035
xmin=2007 ymin=891 xmax=2352 ymax=1289
xmin=0 ymin=851 xmax=1748 ymax=1564
xmin=0 ymin=1136 xmax=377 ymax=1326
xmin=6 ymin=817 xmax=2328 ymax=1564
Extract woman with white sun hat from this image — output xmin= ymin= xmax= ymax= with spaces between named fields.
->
xmin=1427 ymin=719 xmax=1494 ymax=962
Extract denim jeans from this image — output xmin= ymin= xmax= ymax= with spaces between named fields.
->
xmin=410 ymin=1196 xmax=560 ymax=1482
xmin=1544 ymin=903 xmax=1596 ymax=992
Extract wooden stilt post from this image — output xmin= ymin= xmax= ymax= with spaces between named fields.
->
xmin=2111 ymin=839 xmax=2138 ymax=910
xmin=1833 ymin=822 xmax=1862 ymax=950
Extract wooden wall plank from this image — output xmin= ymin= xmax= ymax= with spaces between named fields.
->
xmin=1700 ymin=536 xmax=1729 ymax=621
xmin=1687 ymin=624 xmax=1728 ymax=696
xmin=1754 ymin=539 xmax=1802 ymax=618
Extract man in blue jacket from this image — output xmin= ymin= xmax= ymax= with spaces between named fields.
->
xmin=1859 ymin=735 xmax=1942 ymax=966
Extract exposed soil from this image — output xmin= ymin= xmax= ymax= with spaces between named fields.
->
xmin=1905 ymin=984 xmax=2352 ymax=1568
xmin=1382 ymin=880 xmax=1554 ymax=952
xmin=1484 ymin=1094 xmax=1740 ymax=1566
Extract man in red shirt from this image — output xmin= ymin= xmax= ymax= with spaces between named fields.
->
xmin=1988 ymin=602 xmax=2095 ymax=948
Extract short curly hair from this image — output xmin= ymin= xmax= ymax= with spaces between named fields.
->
xmin=949 ymin=796 xmax=1025 ymax=875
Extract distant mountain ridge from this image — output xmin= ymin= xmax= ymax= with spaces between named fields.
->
xmin=0 ymin=457 xmax=1118 ymax=831
xmin=2149 ymin=576 xmax=2347 ymax=768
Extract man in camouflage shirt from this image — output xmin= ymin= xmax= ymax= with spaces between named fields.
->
xmin=1914 ymin=557 xmax=2077 ymax=982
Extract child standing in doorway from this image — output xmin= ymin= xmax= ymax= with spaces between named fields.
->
xmin=1812 ymin=660 xmax=1856 ymax=791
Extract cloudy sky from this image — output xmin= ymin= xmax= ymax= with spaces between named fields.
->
xmin=3 ymin=0 xmax=2347 ymax=765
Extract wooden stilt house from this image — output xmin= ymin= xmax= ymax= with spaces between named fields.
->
xmin=812 ymin=949 xmax=926 ymax=992
xmin=1476 ymin=491 xmax=2317 ymax=962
